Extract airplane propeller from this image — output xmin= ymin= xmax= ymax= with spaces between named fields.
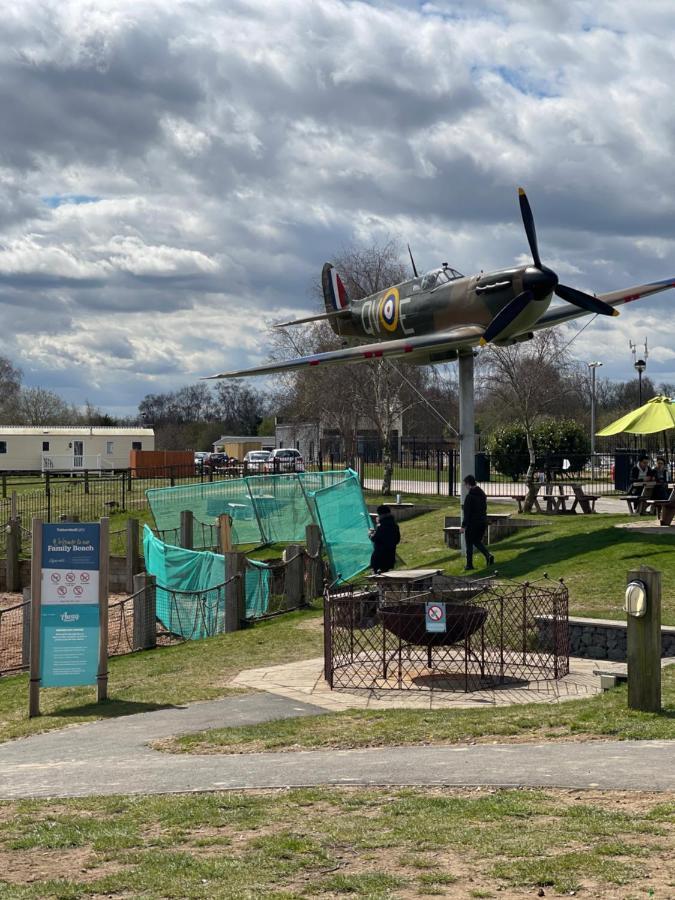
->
xmin=480 ymin=188 xmax=619 ymax=345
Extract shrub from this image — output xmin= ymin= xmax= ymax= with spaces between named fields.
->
xmin=488 ymin=419 xmax=590 ymax=479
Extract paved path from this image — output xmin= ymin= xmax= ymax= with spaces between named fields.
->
xmin=1 ymin=692 xmax=673 ymax=799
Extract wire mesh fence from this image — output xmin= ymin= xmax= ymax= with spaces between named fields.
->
xmin=0 ymin=598 xmax=29 ymax=675
xmin=324 ymin=575 xmax=569 ymax=693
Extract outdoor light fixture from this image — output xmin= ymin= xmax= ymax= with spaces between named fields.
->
xmin=624 ymin=580 xmax=648 ymax=618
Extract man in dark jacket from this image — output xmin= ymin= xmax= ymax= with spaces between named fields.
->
xmin=461 ymin=475 xmax=494 ymax=571
xmin=369 ymin=505 xmax=401 ymax=573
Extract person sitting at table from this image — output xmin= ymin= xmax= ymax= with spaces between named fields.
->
xmin=629 ymin=454 xmax=654 ymax=495
xmin=653 ymin=456 xmax=670 ymax=500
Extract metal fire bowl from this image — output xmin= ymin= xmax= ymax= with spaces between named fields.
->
xmin=377 ymin=602 xmax=488 ymax=647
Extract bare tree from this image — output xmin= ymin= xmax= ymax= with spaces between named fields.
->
xmin=17 ymin=387 xmax=78 ymax=425
xmin=479 ymin=332 xmax=577 ymax=510
xmin=0 ymin=355 xmax=22 ymax=423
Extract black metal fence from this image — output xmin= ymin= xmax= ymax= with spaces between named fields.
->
xmin=0 ymin=445 xmax=666 ymax=544
xmin=324 ymin=575 xmax=569 ymax=692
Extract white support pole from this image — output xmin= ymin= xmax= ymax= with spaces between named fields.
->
xmin=458 ymin=350 xmax=475 ymax=500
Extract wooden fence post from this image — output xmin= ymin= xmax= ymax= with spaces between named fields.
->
xmin=6 ymin=518 xmax=21 ymax=592
xmin=305 ymin=524 xmax=323 ymax=600
xmin=283 ymin=544 xmax=305 ymax=608
xmin=126 ymin=518 xmax=140 ymax=593
xmin=133 ymin=572 xmax=156 ymax=650
xmin=218 ymin=513 xmax=232 ymax=553
xmin=180 ymin=510 xmax=194 ymax=550
xmin=626 ymin=566 xmax=661 ymax=712
xmin=223 ymin=551 xmax=245 ymax=631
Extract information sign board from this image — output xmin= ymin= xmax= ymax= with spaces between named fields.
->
xmin=40 ymin=523 xmax=101 ymax=687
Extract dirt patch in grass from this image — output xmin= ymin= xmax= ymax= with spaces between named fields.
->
xmin=0 ymin=847 xmax=125 ymax=885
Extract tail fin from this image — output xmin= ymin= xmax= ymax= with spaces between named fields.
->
xmin=322 ymin=263 xmax=351 ymax=334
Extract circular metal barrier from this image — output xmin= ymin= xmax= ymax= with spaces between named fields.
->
xmin=323 ymin=575 xmax=569 ymax=693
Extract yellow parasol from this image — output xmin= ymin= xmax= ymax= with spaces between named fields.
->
xmin=596 ymin=396 xmax=675 ymax=436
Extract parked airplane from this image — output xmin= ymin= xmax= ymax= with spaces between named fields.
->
xmin=206 ymin=189 xmax=675 ymax=379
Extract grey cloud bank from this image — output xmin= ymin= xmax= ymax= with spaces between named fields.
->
xmin=0 ymin=0 xmax=674 ymax=413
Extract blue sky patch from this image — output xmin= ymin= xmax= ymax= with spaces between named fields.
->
xmin=42 ymin=194 xmax=101 ymax=208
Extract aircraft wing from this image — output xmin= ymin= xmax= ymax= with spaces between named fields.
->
xmin=204 ymin=325 xmax=485 ymax=379
xmin=532 ymin=276 xmax=675 ymax=331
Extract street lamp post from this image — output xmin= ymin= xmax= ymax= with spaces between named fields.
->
xmin=630 ymin=339 xmax=649 ymax=407
xmin=588 ymin=361 xmax=603 ymax=459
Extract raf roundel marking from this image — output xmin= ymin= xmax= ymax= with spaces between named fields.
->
xmin=379 ymin=287 xmax=399 ymax=332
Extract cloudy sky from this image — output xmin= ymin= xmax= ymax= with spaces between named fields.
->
xmin=1 ymin=0 xmax=674 ymax=415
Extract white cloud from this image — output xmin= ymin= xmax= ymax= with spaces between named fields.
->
xmin=0 ymin=0 xmax=674 ymax=413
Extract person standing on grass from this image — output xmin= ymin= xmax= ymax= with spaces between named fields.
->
xmin=369 ymin=504 xmax=400 ymax=573
xmin=461 ymin=475 xmax=494 ymax=571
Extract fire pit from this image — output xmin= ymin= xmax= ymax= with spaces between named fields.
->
xmin=324 ymin=575 xmax=569 ymax=692
xmin=378 ymin=602 xmax=488 ymax=647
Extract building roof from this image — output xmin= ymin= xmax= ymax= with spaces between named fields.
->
xmin=0 ymin=426 xmax=155 ymax=436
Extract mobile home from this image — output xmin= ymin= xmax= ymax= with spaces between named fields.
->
xmin=0 ymin=426 xmax=155 ymax=473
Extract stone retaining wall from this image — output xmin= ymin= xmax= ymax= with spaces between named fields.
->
xmin=536 ymin=615 xmax=675 ymax=661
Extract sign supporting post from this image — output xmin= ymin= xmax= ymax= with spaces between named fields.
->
xmin=98 ymin=517 xmax=109 ymax=702
xmin=29 ymin=518 xmax=43 ymax=718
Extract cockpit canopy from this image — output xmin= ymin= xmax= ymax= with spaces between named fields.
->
xmin=420 ymin=265 xmax=463 ymax=291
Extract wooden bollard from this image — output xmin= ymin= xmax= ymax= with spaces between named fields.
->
xmin=626 ymin=566 xmax=661 ymax=712
xmin=305 ymin=524 xmax=323 ymax=600
xmin=180 ymin=510 xmax=194 ymax=550
xmin=283 ymin=544 xmax=305 ymax=608
xmin=6 ymin=518 xmax=21 ymax=592
xmin=223 ymin=551 xmax=246 ymax=631
xmin=133 ymin=572 xmax=157 ymax=650
xmin=126 ymin=518 xmax=140 ymax=593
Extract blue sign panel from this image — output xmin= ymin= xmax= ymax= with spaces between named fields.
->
xmin=40 ymin=605 xmax=100 ymax=687
xmin=425 ymin=601 xmax=447 ymax=633
xmin=40 ymin=523 xmax=100 ymax=688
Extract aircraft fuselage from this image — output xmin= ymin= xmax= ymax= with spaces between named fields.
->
xmin=341 ymin=265 xmax=553 ymax=344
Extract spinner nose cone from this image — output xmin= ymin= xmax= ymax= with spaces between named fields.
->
xmin=523 ymin=266 xmax=558 ymax=301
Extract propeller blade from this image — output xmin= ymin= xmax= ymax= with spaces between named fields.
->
xmin=518 ymin=187 xmax=542 ymax=269
xmin=480 ymin=290 xmax=533 ymax=345
xmin=407 ymin=243 xmax=419 ymax=278
xmin=555 ymin=283 xmax=619 ymax=317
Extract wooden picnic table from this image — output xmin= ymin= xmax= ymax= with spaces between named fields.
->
xmin=540 ymin=492 xmax=577 ymax=513
xmin=619 ymin=482 xmax=668 ymax=515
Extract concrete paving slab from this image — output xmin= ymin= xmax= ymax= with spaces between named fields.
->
xmin=230 ymin=656 xmax=603 ymax=711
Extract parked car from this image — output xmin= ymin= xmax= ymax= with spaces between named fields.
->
xmin=202 ymin=451 xmax=231 ymax=471
xmin=194 ymin=451 xmax=211 ymax=471
xmin=264 ymin=448 xmax=305 ymax=473
xmin=243 ymin=450 xmax=271 ymax=472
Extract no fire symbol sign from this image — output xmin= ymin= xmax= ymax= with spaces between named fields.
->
xmin=425 ymin=601 xmax=447 ymax=633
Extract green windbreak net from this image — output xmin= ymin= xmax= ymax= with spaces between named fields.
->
xmin=143 ymin=526 xmax=271 ymax=636
xmin=313 ymin=476 xmax=372 ymax=582
xmin=146 ymin=470 xmax=367 ymax=560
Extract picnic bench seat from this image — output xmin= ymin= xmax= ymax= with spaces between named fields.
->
xmin=510 ymin=483 xmax=542 ymax=513
xmin=645 ymin=487 xmax=675 ymax=525
xmin=619 ymin=482 xmax=657 ymax=515
xmin=570 ymin=483 xmax=598 ymax=514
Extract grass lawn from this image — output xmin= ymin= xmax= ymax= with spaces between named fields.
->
xmin=165 ymin=670 xmax=675 ymax=756
xmin=0 ymin=787 xmax=672 ymax=898
xmin=0 ymin=608 xmax=323 ymax=743
xmin=389 ymin=501 xmax=675 ymax=623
